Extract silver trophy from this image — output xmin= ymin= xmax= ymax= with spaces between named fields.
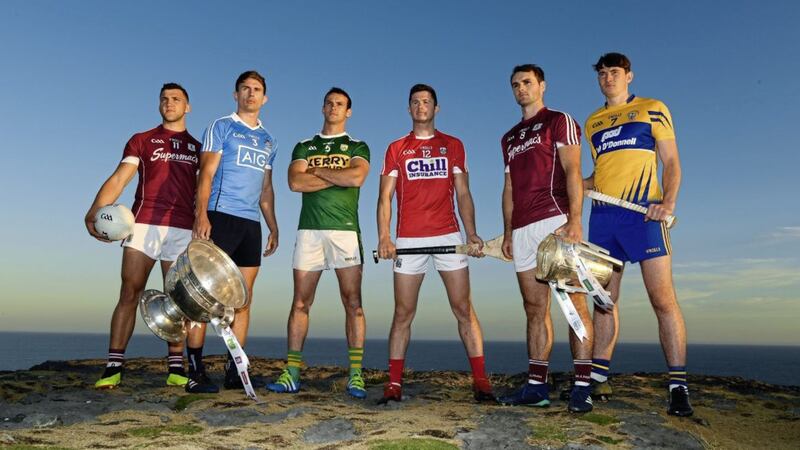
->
xmin=139 ymin=239 xmax=247 ymax=343
xmin=534 ymin=234 xmax=624 ymax=340
xmin=535 ymin=234 xmax=623 ymax=292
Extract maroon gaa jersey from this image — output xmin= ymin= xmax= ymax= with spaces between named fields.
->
xmin=381 ymin=131 xmax=467 ymax=238
xmin=501 ymin=107 xmax=581 ymax=229
xmin=120 ymin=125 xmax=200 ymax=229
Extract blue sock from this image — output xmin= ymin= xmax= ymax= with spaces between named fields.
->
xmin=668 ymin=366 xmax=688 ymax=391
xmin=590 ymin=358 xmax=610 ymax=382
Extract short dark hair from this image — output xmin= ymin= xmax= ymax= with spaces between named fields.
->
xmin=593 ymin=53 xmax=632 ymax=73
xmin=160 ymin=82 xmax=189 ymax=101
xmin=408 ymin=83 xmax=438 ymax=106
xmin=235 ymin=70 xmax=267 ymax=92
xmin=324 ymin=87 xmax=352 ymax=109
xmin=510 ymin=64 xmax=545 ymax=83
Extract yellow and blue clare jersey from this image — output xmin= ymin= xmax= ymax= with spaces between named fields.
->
xmin=585 ymin=95 xmax=675 ymax=205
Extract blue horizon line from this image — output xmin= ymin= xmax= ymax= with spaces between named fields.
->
xmin=0 ymin=331 xmax=796 ymax=348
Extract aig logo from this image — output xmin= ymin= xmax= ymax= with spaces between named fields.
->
xmin=236 ymin=145 xmax=269 ymax=172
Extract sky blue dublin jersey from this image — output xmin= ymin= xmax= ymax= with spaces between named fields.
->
xmin=202 ymin=113 xmax=277 ymax=221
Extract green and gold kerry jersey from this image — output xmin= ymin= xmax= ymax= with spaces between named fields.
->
xmin=291 ymin=133 xmax=370 ymax=231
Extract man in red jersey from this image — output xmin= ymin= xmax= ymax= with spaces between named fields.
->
xmin=376 ymin=84 xmax=494 ymax=404
xmin=85 ymin=83 xmax=214 ymax=393
xmin=496 ymin=65 xmax=594 ymax=412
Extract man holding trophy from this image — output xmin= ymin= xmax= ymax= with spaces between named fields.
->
xmin=497 ymin=64 xmax=596 ymax=413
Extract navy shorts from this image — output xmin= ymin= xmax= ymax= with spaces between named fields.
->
xmin=208 ymin=210 xmax=262 ymax=267
xmin=588 ymin=205 xmax=671 ymax=263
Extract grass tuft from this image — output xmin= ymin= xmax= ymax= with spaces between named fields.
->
xmin=127 ymin=424 xmax=203 ymax=438
xmin=597 ymin=435 xmax=624 ymax=444
xmin=533 ymin=423 xmax=567 ymax=443
xmin=578 ymin=413 xmax=620 ymax=426
xmin=369 ymin=438 xmax=458 ymax=450
xmin=173 ymin=394 xmax=212 ymax=411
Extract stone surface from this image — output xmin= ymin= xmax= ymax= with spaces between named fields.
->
xmin=618 ymin=412 xmax=704 ymax=449
xmin=302 ymin=418 xmax=357 ymax=444
xmin=0 ymin=358 xmax=797 ymax=449
xmin=456 ymin=409 xmax=532 ymax=449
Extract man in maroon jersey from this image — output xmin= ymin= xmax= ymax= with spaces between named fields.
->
xmin=376 ymin=84 xmax=494 ymax=404
xmin=496 ymin=65 xmax=595 ymax=412
xmin=85 ymin=83 xmax=214 ymax=393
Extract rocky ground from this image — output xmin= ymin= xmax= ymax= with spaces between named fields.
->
xmin=1 ymin=356 xmax=798 ymax=449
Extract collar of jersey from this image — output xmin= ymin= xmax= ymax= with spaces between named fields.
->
xmin=319 ymin=132 xmax=348 ymax=139
xmin=230 ymin=112 xmax=264 ymax=131
xmin=412 ymin=131 xmax=436 ymax=140
xmin=604 ymin=94 xmax=636 ymax=109
xmin=519 ymin=107 xmax=549 ymax=125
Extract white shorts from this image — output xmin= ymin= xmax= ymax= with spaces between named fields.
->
xmin=122 ymin=223 xmax=192 ymax=261
xmin=512 ymin=214 xmax=568 ymax=272
xmin=293 ymin=230 xmax=362 ymax=271
xmin=394 ymin=232 xmax=468 ymax=275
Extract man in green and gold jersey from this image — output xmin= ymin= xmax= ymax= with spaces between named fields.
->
xmin=267 ymin=87 xmax=370 ymax=398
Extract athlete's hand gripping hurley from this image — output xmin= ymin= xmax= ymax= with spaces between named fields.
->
xmin=586 ymin=190 xmax=676 ymax=229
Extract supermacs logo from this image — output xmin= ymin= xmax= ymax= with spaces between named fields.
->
xmin=406 ymin=157 xmax=448 ymax=179
xmin=506 ymin=135 xmax=541 ymax=161
xmin=150 ymin=147 xmax=198 ymax=165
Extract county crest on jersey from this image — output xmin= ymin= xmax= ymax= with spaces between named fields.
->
xmin=585 ymin=95 xmax=675 ymax=206
xmin=201 ymin=113 xmax=278 ymax=221
xmin=291 ymin=133 xmax=370 ymax=232
xmin=381 ymin=131 xmax=467 ymax=238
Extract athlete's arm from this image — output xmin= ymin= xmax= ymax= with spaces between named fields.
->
xmin=454 ymin=172 xmax=483 ymax=256
xmin=260 ymin=169 xmax=279 ymax=256
xmin=84 ymin=162 xmax=138 ymax=242
xmin=650 ymin=138 xmax=682 ymax=221
xmin=377 ymin=175 xmax=397 ymax=259
xmin=501 ymin=171 xmax=513 ymax=259
xmin=288 ymin=160 xmax=333 ymax=192
xmin=310 ymin=158 xmax=370 ymax=187
xmin=553 ymin=144 xmax=583 ymax=243
xmin=583 ymin=171 xmax=595 ymax=191
xmin=194 ymin=152 xmax=221 ymax=240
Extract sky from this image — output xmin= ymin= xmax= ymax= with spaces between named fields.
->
xmin=1 ymin=1 xmax=798 ymax=347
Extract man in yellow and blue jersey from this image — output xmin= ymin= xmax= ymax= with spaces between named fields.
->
xmin=582 ymin=52 xmax=692 ymax=417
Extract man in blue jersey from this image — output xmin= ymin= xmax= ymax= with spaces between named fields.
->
xmin=190 ymin=70 xmax=279 ymax=391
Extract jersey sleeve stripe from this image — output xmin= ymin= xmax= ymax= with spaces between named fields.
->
xmin=565 ymin=112 xmax=578 ymax=146
xmin=203 ymin=117 xmax=224 ymax=152
xmin=121 ymin=156 xmax=139 ymax=166
xmin=552 ymin=109 xmax=579 ymax=146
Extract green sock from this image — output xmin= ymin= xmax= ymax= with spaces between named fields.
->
xmin=348 ymin=347 xmax=364 ymax=378
xmin=287 ymin=350 xmax=302 ymax=381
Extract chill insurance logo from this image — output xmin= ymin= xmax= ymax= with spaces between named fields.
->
xmin=406 ymin=157 xmax=448 ymax=179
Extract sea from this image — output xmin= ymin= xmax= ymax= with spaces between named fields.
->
xmin=0 ymin=332 xmax=797 ymax=386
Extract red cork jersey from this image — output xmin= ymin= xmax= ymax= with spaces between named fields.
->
xmin=121 ymin=125 xmax=200 ymax=229
xmin=501 ymin=107 xmax=581 ymax=229
xmin=381 ymin=131 xmax=467 ymax=238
